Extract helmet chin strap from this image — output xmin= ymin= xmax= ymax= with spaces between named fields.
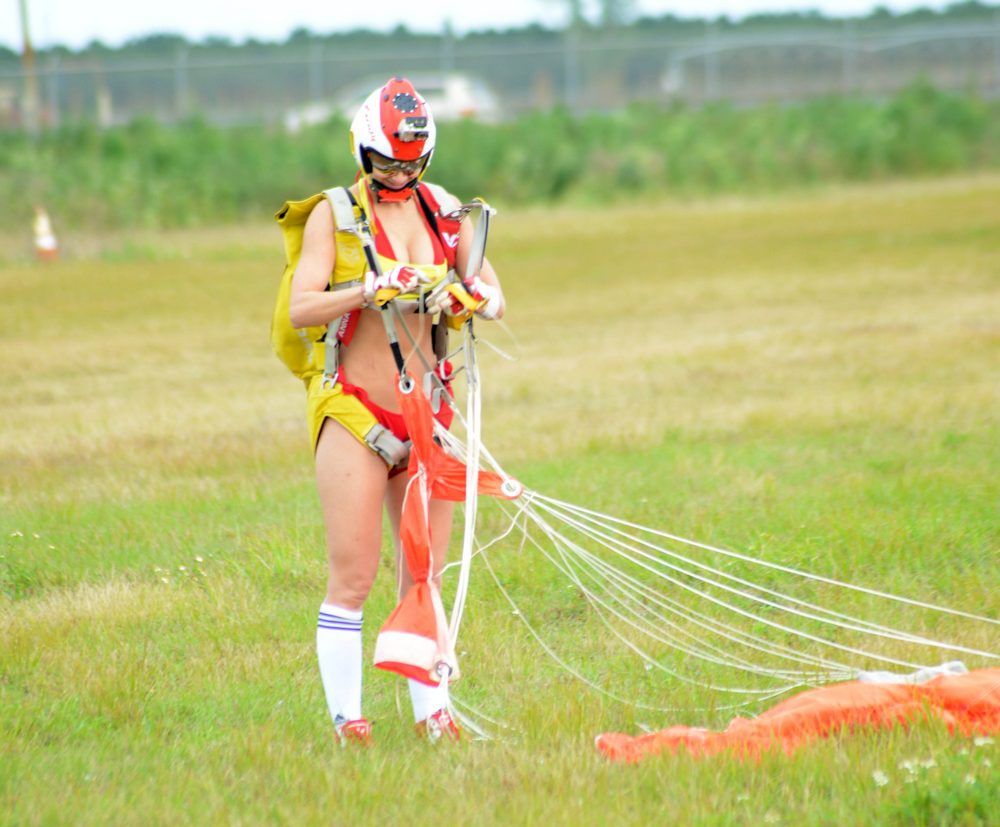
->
xmin=369 ymin=177 xmax=418 ymax=203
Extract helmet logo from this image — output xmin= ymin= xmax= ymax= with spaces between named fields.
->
xmin=393 ymin=92 xmax=418 ymax=113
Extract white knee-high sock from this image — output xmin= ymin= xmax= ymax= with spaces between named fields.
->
xmin=408 ymin=677 xmax=450 ymax=723
xmin=316 ymin=603 xmax=363 ymax=723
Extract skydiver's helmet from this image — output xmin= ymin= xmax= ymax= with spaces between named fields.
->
xmin=350 ymin=77 xmax=436 ymax=202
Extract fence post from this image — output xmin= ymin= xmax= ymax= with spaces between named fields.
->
xmin=704 ymin=20 xmax=719 ymax=101
xmin=46 ymin=54 xmax=60 ymax=129
xmin=994 ymin=12 xmax=1000 ymax=96
xmin=174 ymin=45 xmax=188 ymax=120
xmin=17 ymin=0 xmax=40 ymax=136
xmin=309 ymin=40 xmax=323 ymax=102
xmin=564 ymin=25 xmax=580 ymax=108
xmin=842 ymin=19 xmax=858 ymax=93
xmin=441 ymin=20 xmax=455 ymax=75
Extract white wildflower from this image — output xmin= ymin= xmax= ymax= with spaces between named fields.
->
xmin=160 ymin=577 xmax=169 ymax=584
xmin=920 ymin=758 xmax=937 ymax=769
xmin=898 ymin=759 xmax=918 ymax=773
xmin=32 ymin=533 xmax=40 ymax=539
xmin=973 ymin=736 xmax=994 ymax=747
xmin=983 ymin=759 xmax=992 ymax=768
xmin=872 ymin=770 xmax=890 ymax=787
xmin=964 ymin=774 xmax=976 ymax=785
xmin=10 ymin=531 xmax=23 ymax=537
xmin=178 ymin=565 xmax=187 ymax=572
xmin=195 ymin=556 xmax=204 ymax=563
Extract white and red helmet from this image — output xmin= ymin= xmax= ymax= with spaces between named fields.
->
xmin=349 ymin=77 xmax=437 ymax=174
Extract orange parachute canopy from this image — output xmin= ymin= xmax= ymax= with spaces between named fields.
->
xmin=373 ymin=381 xmax=519 ymax=686
xmin=596 ymin=668 xmax=1000 ymax=763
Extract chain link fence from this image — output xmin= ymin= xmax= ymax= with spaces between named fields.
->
xmin=2 ymin=20 xmax=999 ymax=130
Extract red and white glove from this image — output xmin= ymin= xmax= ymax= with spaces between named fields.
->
xmin=431 ymin=277 xmax=503 ymax=320
xmin=362 ymin=265 xmax=431 ymax=305
xmin=468 ymin=277 xmax=503 ymax=320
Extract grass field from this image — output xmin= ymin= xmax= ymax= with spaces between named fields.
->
xmin=1 ymin=176 xmax=998 ymax=825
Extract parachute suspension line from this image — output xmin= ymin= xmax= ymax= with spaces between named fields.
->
xmin=539 ymin=495 xmax=1000 ymax=629
xmin=531 ymin=498 xmax=999 ymax=662
xmin=478 ymin=541 xmax=794 ymax=715
xmin=447 ymin=699 xmax=494 ymax=742
xmin=526 ymin=500 xmax=854 ymax=677
xmin=537 ymin=498 xmax=936 ymax=644
xmin=524 ymin=499 xmax=927 ymax=670
xmin=519 ymin=502 xmax=852 ymax=682
xmin=439 ymin=490 xmax=535 ymax=577
xmin=515 ymin=504 xmax=821 ymax=692
xmin=448 ymin=323 xmax=482 ymax=645
xmin=489 ymin=499 xmax=844 ymax=686
xmin=530 ymin=506 xmax=855 ymax=677
xmin=476 ymin=319 xmax=520 ymax=363
xmin=450 ymin=697 xmax=506 ymax=731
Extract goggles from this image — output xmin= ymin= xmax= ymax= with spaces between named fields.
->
xmin=368 ymin=151 xmax=426 ymax=176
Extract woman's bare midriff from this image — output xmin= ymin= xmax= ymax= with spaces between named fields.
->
xmin=338 ymin=308 xmax=437 ymax=411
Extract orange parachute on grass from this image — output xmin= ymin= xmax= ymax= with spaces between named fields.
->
xmin=595 ymin=667 xmax=1000 ymax=763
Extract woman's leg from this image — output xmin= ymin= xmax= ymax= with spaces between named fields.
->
xmin=385 ymin=472 xmax=456 ymax=723
xmin=314 ymin=418 xmax=388 ymax=728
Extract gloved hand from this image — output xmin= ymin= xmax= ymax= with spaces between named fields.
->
xmin=467 ymin=277 xmax=503 ymax=320
xmin=363 ymin=265 xmax=432 ymax=305
xmin=430 ymin=277 xmax=503 ymax=320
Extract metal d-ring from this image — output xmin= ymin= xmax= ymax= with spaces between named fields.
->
xmin=500 ymin=478 xmax=524 ymax=499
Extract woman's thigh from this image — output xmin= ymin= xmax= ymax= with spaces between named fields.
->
xmin=315 ymin=417 xmax=389 ymax=607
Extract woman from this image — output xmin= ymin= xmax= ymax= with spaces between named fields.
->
xmin=288 ymin=77 xmax=504 ymax=745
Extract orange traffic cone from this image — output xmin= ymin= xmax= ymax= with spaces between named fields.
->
xmin=33 ymin=206 xmax=58 ymax=262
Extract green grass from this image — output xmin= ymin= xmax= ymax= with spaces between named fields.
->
xmin=1 ymin=175 xmax=998 ymax=825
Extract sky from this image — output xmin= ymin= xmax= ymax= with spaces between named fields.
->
xmin=2 ymin=0 xmax=959 ymax=52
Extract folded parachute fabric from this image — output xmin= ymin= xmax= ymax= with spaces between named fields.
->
xmin=595 ymin=668 xmax=1000 ymax=763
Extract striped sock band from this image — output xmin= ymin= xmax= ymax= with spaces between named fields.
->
xmin=317 ymin=607 xmax=364 ymax=633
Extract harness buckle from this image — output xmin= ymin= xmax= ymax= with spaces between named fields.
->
xmin=365 ymin=423 xmax=411 ymax=468
xmin=423 ymin=370 xmax=444 ymax=414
